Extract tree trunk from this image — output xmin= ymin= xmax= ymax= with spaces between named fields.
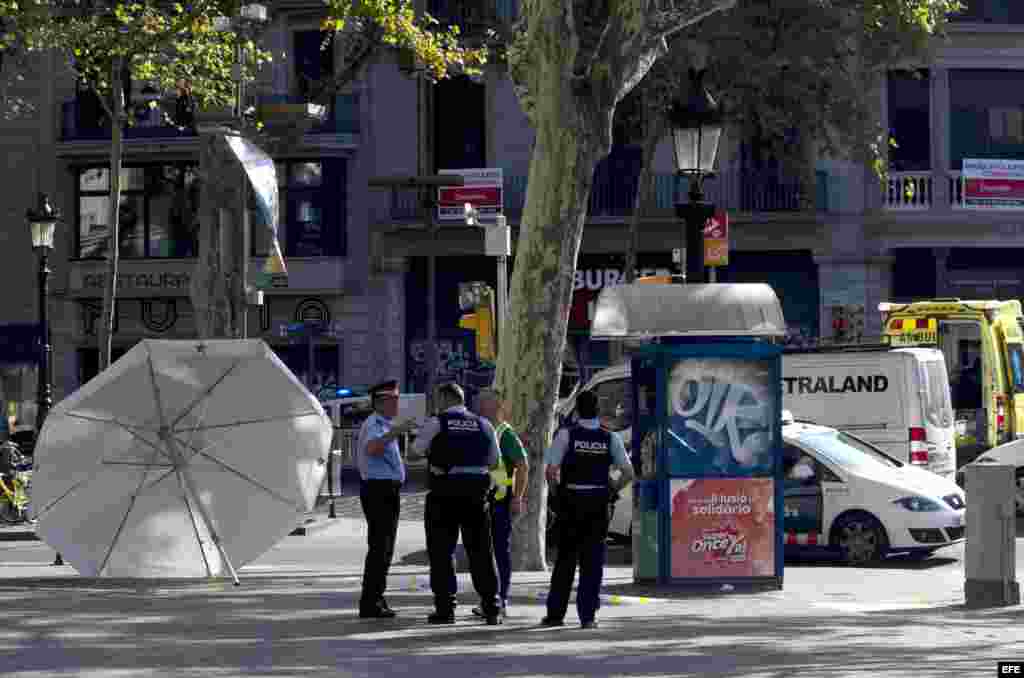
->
xmin=98 ymin=58 xmax=123 ymax=371
xmin=190 ymin=132 xmax=234 ymax=339
xmin=500 ymin=73 xmax=610 ymax=573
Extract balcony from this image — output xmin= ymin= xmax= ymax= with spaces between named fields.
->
xmin=381 ymin=168 xmax=830 ymax=222
xmin=882 ymin=171 xmax=978 ymax=210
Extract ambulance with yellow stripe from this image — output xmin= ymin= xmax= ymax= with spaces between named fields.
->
xmin=879 ymin=299 xmax=1024 ymax=463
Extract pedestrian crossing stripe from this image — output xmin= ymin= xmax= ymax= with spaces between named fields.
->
xmin=785 ymin=530 xmax=818 ymax=546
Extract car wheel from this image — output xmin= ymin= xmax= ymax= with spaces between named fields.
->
xmin=831 ymin=512 xmax=889 ymax=565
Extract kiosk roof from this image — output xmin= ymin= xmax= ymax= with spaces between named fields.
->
xmin=590 ymin=283 xmax=787 ymax=339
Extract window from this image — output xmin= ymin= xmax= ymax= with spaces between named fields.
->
xmin=950 ymin=70 xmax=1024 ymax=168
xmin=75 ymin=164 xmax=199 ymax=259
xmin=253 ymin=159 xmax=346 ymax=258
xmin=294 ymin=30 xmax=334 ymax=101
xmin=797 ymin=430 xmax=903 ymax=470
xmin=918 ymin=359 xmax=955 ymax=428
xmin=1008 ymin=343 xmax=1024 ymax=394
xmin=950 ymin=0 xmax=1024 ymax=23
xmin=887 ymin=70 xmax=931 ymax=172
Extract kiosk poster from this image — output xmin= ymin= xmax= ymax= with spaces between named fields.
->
xmin=665 ymin=357 xmax=775 ymax=477
xmin=671 ymin=478 xmax=776 ymax=578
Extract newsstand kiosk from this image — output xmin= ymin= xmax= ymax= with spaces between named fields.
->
xmin=590 ymin=282 xmax=788 ymax=589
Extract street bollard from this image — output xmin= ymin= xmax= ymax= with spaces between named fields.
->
xmin=965 ymin=464 xmax=1020 ymax=608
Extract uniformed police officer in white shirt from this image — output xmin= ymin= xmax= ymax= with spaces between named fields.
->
xmin=355 ymin=379 xmax=417 ymax=619
xmin=411 ymin=382 xmax=504 ymax=625
xmin=542 ymin=390 xmax=634 ymax=629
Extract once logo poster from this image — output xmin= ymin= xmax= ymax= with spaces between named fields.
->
xmin=671 ymin=478 xmax=775 ymax=579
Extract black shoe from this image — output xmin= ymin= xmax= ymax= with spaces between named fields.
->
xmin=485 ymin=613 xmax=503 ymax=626
xmin=581 ymin=620 xmax=599 ymax=630
xmin=540 ymin=616 xmax=564 ymax=627
xmin=428 ymin=611 xmax=456 ymax=624
xmin=359 ymin=607 xmax=397 ymax=619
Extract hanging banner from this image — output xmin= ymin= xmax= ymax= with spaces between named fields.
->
xmin=438 ymin=168 xmax=503 ymax=221
xmin=703 ymin=210 xmax=729 ymax=267
xmin=962 ymin=158 xmax=1024 ymax=210
xmin=224 ymin=135 xmax=288 ymax=288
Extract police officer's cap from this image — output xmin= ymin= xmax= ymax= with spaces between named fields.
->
xmin=436 ymin=382 xmax=465 ymax=403
xmin=369 ymin=379 xmax=399 ymax=399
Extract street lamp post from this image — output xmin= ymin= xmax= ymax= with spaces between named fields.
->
xmin=26 ymin=193 xmax=59 ymax=435
xmin=27 ymin=192 xmax=61 ymax=567
xmin=669 ymin=68 xmax=724 ymax=285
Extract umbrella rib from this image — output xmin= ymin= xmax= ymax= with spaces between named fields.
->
xmin=196 ymin=450 xmax=304 ymax=511
xmin=102 ymin=461 xmax=175 ymax=468
xmin=185 ymin=411 xmax=324 ymax=433
xmin=170 ymin=360 xmax=242 ymax=430
xmin=62 ymin=413 xmax=171 ymax=462
xmin=96 ymin=446 xmax=168 ymax=576
xmin=145 ymin=346 xmax=171 ymax=431
xmin=177 ymin=470 xmax=214 ymax=578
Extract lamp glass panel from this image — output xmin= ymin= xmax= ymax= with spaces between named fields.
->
xmin=672 ymin=127 xmax=700 ymax=173
xmin=30 ymin=220 xmax=56 ymax=249
xmin=698 ymin=124 xmax=723 ymax=173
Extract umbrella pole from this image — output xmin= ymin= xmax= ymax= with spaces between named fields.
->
xmin=179 ymin=467 xmax=241 ymax=586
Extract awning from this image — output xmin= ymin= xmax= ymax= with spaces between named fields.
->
xmin=0 ymin=323 xmax=41 ymax=366
xmin=590 ymin=283 xmax=787 ymax=339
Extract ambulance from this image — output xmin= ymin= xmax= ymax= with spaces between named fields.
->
xmin=879 ymin=298 xmax=1024 ymax=464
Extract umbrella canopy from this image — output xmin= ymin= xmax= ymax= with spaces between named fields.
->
xmin=32 ymin=339 xmax=331 ymax=580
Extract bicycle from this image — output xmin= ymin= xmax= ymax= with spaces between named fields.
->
xmin=0 ymin=443 xmax=31 ymax=525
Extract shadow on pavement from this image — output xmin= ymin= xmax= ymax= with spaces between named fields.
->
xmin=0 ymin=578 xmax=1009 ymax=678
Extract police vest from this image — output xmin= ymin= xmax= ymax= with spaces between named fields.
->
xmin=561 ymin=425 xmax=613 ymax=488
xmin=429 ymin=411 xmax=492 ymax=471
xmin=489 ymin=422 xmax=515 ymax=501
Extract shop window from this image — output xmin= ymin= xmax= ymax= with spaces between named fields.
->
xmin=77 ymin=345 xmax=135 ymax=385
xmin=75 ymin=164 xmax=199 ymax=259
xmin=270 ymin=344 xmax=340 ymax=391
xmin=251 ymin=159 xmax=345 ymax=258
xmin=950 ymin=0 xmax=1024 ymax=23
xmin=434 ymin=75 xmax=486 ymax=171
xmin=294 ymin=30 xmax=334 ymax=101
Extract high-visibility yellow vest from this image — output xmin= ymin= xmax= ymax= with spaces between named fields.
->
xmin=490 ymin=421 xmax=515 ymax=501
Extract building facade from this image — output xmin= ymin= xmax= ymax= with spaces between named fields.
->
xmin=1 ymin=1 xmax=1022 ymax=418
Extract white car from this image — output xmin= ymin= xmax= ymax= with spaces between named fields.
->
xmin=956 ymin=439 xmax=1024 ymax=514
xmin=603 ymin=415 xmax=966 ymax=563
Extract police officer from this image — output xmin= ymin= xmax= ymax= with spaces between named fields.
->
xmin=411 ymin=382 xmax=503 ymax=625
xmin=355 ymin=379 xmax=417 ymax=619
xmin=542 ymin=390 xmax=634 ymax=629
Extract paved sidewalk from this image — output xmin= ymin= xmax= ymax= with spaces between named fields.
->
xmin=0 ymin=516 xmax=1022 ymax=677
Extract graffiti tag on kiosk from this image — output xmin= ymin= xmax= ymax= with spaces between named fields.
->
xmin=669 ymin=359 xmax=773 ymax=468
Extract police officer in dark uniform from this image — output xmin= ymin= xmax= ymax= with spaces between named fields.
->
xmin=411 ymin=382 xmax=503 ymax=625
xmin=542 ymin=390 xmax=634 ymax=629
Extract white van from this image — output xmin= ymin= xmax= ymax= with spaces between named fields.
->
xmin=557 ymin=346 xmax=956 ymax=480
xmin=781 ymin=347 xmax=956 ymax=479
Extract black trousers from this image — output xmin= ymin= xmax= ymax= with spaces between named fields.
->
xmin=547 ymin=488 xmax=610 ymax=623
xmin=424 ymin=475 xmax=501 ymax=615
xmin=359 ymin=479 xmax=402 ymax=610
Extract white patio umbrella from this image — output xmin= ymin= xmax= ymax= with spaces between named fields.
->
xmin=31 ymin=339 xmax=331 ymax=583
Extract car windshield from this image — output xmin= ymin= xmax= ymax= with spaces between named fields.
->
xmin=795 ymin=429 xmax=903 ymax=470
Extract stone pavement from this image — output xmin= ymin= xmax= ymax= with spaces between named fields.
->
xmin=0 ymin=515 xmax=1022 ymax=678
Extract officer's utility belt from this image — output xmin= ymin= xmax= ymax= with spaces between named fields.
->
xmin=429 ymin=465 xmax=489 ymax=476
xmin=565 ymin=483 xmax=608 ymax=490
